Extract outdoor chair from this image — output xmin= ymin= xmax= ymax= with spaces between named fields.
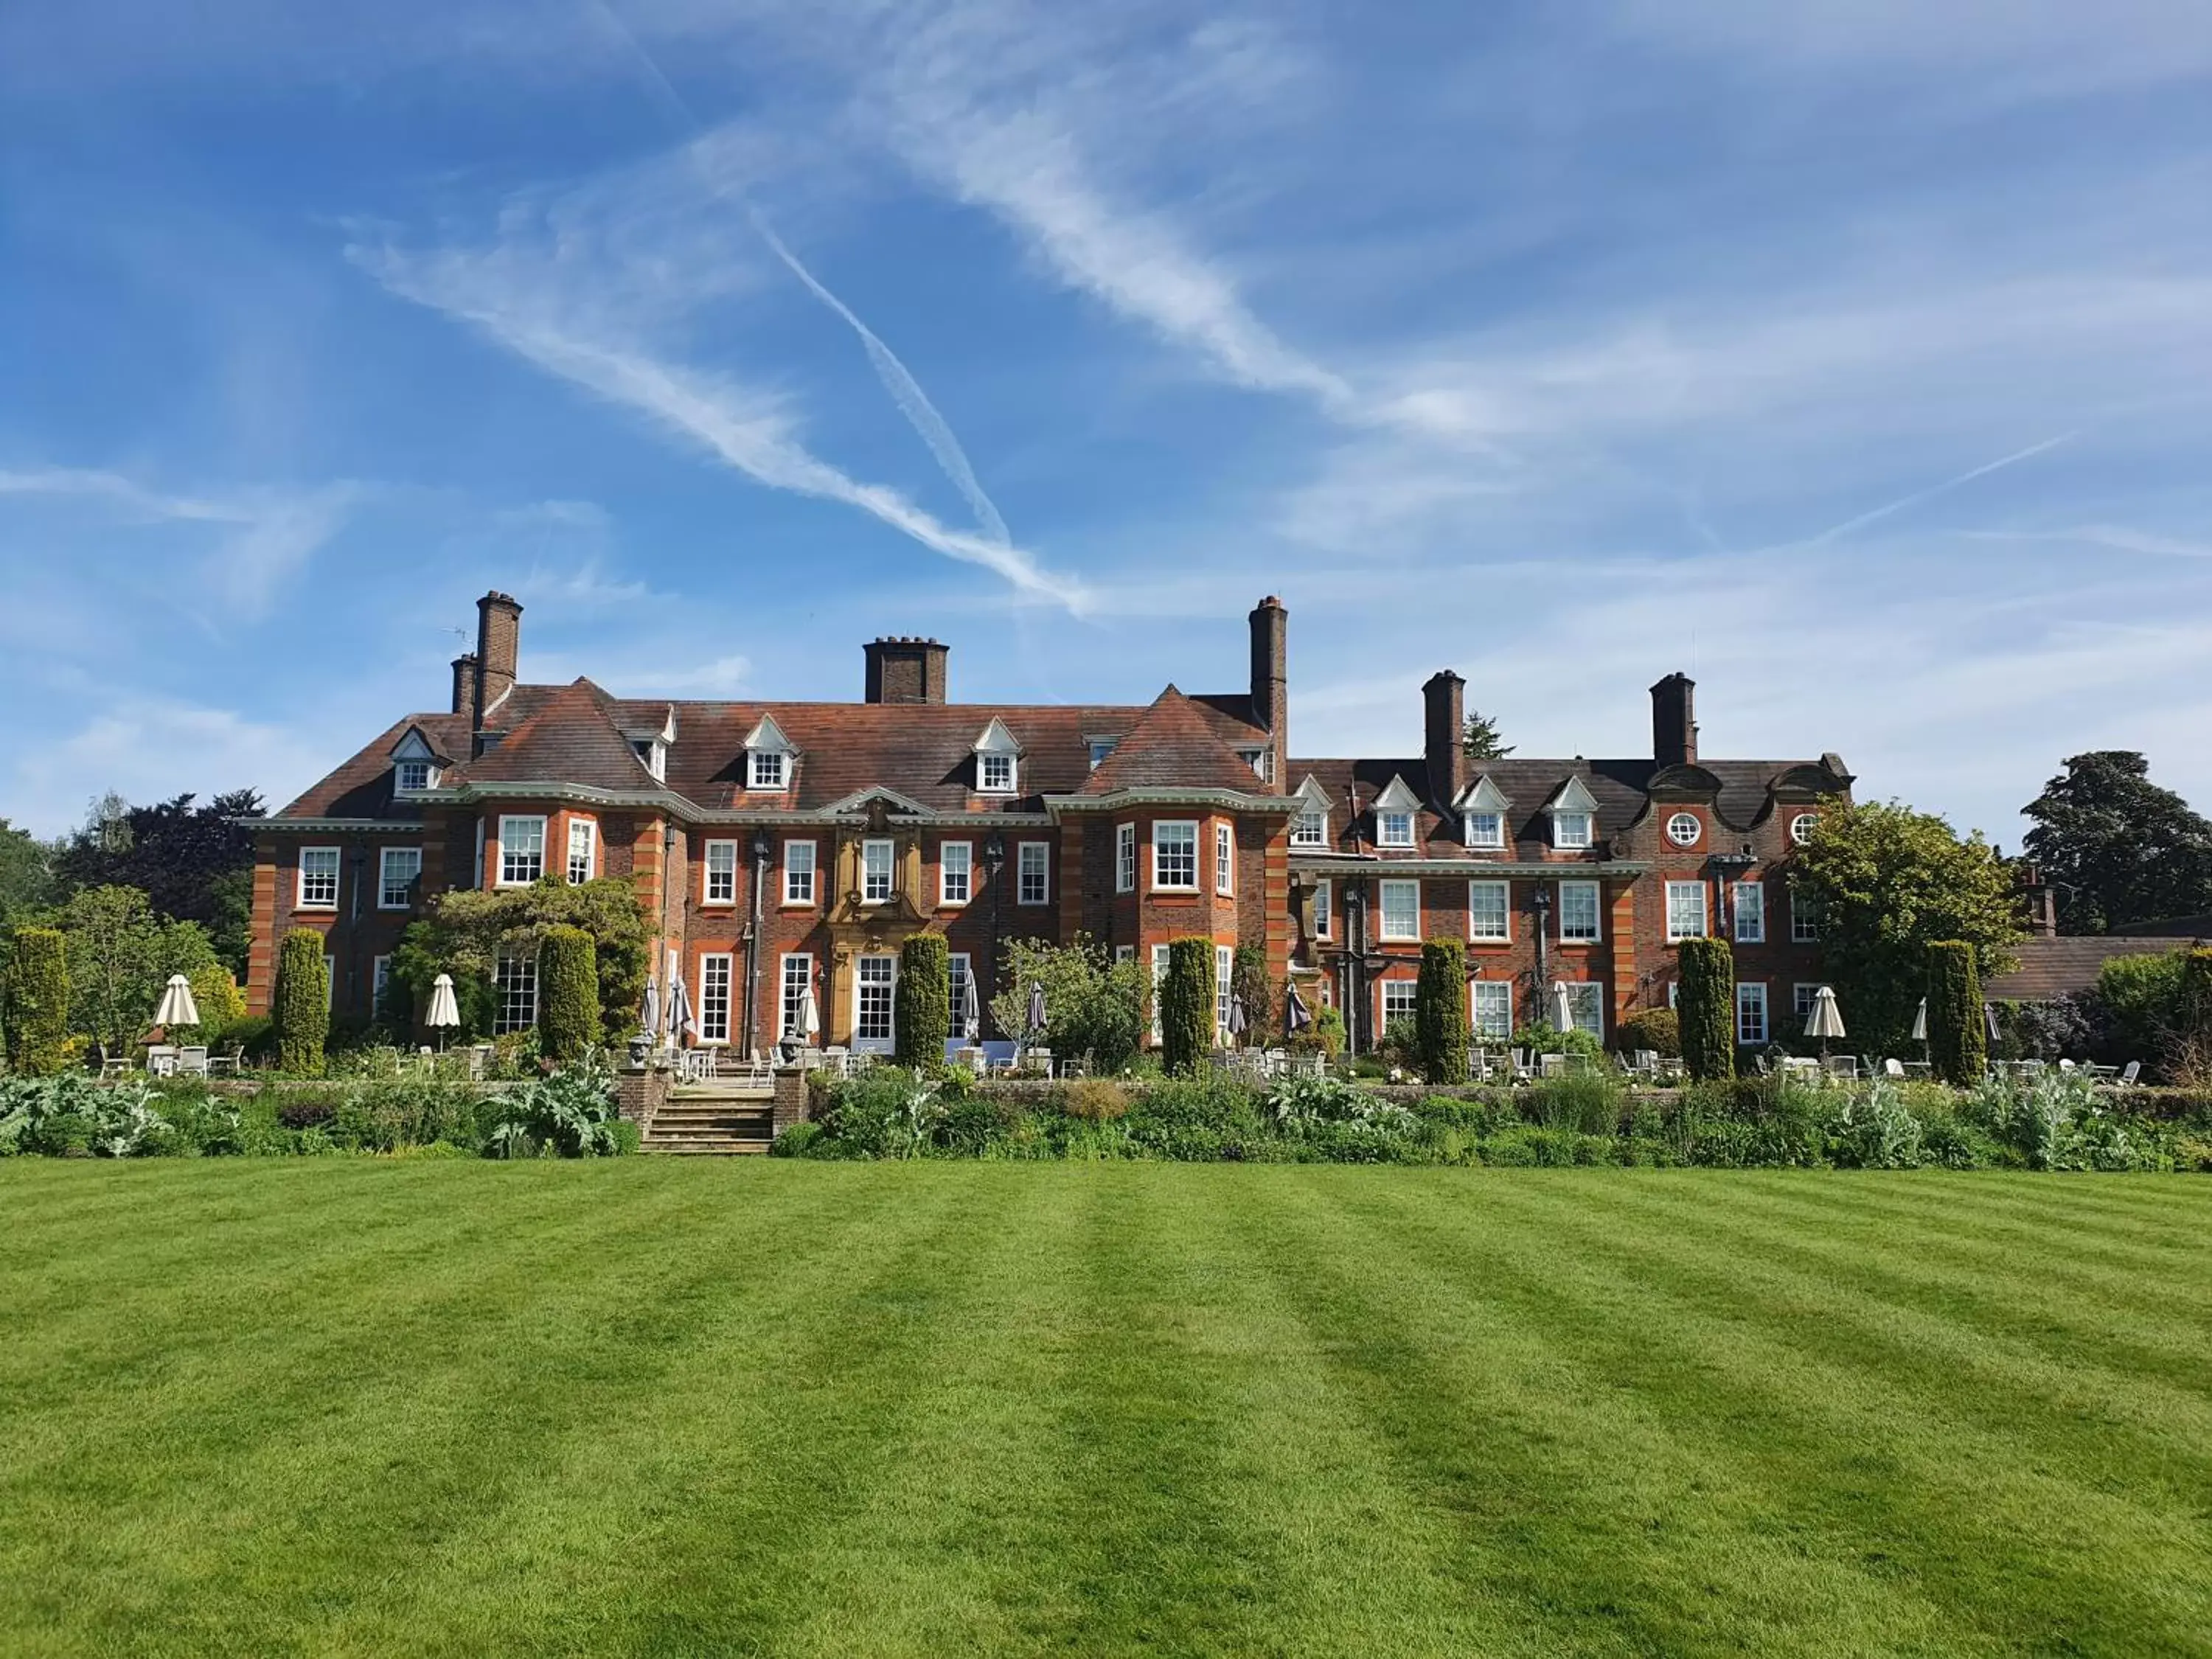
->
xmin=822 ymin=1046 xmax=849 ymax=1077
xmin=1540 ymin=1053 xmax=1568 ymax=1078
xmin=1060 ymin=1057 xmax=1088 ymax=1080
xmin=2120 ymin=1060 xmax=2141 ymax=1085
xmin=176 ymin=1046 xmax=209 ymax=1078
xmin=99 ymin=1051 xmax=133 ymax=1079
xmin=1823 ymin=1056 xmax=1859 ymax=1081
xmin=145 ymin=1044 xmax=179 ymax=1078
xmin=2057 ymin=1058 xmax=2078 ymax=1074
xmin=1884 ymin=1057 xmax=1907 ymax=1079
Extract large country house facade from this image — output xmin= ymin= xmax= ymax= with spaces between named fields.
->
xmin=247 ymin=591 xmax=1852 ymax=1056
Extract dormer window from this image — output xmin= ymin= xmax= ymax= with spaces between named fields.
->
xmin=631 ymin=740 xmax=666 ymax=783
xmin=971 ymin=717 xmax=1022 ymax=796
xmin=1553 ymin=813 xmax=1593 ymax=849
xmin=1380 ymin=812 xmax=1416 ymax=848
xmin=1088 ymin=737 xmax=1118 ymax=770
xmin=1453 ymin=774 xmax=1514 ymax=852
xmin=1293 ymin=809 xmax=1327 ymax=848
xmin=743 ymin=714 xmax=796 ymax=792
xmin=388 ymin=727 xmax=446 ymax=794
xmin=1464 ymin=813 xmax=1503 ymax=849
xmin=395 ymin=760 xmax=436 ymax=793
xmin=1546 ymin=776 xmax=1601 ymax=851
xmin=1239 ymin=747 xmax=1272 ymax=782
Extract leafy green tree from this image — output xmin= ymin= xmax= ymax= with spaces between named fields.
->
xmin=1676 ymin=937 xmax=1735 ymax=1082
xmin=1414 ymin=939 xmax=1470 ymax=1084
xmin=1787 ymin=801 xmax=2023 ymax=1060
xmin=274 ymin=930 xmax=331 ymax=1076
xmin=51 ymin=790 xmax=263 ymax=975
xmin=537 ymin=925 xmax=601 ymax=1062
xmin=394 ymin=876 xmax=649 ymax=1046
xmin=1159 ymin=937 xmax=1214 ymax=1077
xmin=178 ymin=964 xmax=247 ymax=1048
xmin=2 ymin=926 xmax=71 ymax=1075
xmin=57 ymin=885 xmax=218 ymax=1054
xmin=2023 ymin=752 xmax=2212 ymax=934
xmin=987 ymin=936 xmax=1147 ymax=1074
xmin=0 ymin=820 xmax=56 ymax=927
xmin=1925 ymin=942 xmax=1986 ymax=1086
xmin=894 ymin=933 xmax=950 ymax=1071
xmin=1461 ymin=712 xmax=1516 ymax=760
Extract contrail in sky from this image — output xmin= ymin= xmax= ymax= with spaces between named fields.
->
xmin=1804 ymin=431 xmax=2077 ymax=546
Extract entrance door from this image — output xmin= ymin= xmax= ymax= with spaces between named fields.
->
xmin=854 ymin=954 xmax=897 ymax=1053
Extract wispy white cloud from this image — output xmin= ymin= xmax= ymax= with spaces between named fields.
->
xmin=8 ymin=697 xmax=329 ymax=834
xmin=1960 ymin=524 xmax=2212 ymax=561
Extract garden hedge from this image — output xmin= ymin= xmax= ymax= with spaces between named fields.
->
xmin=3 ymin=927 xmax=70 ymax=1076
xmin=1927 ymin=940 xmax=1985 ymax=1087
xmin=1415 ymin=938 xmax=1470 ymax=1085
xmin=1677 ymin=937 xmax=1735 ymax=1082
xmin=1618 ymin=1006 xmax=1680 ymax=1058
xmin=274 ymin=930 xmax=330 ymax=1077
xmin=537 ymin=925 xmax=599 ymax=1062
xmin=894 ymin=933 xmax=950 ymax=1070
xmin=1161 ymin=936 xmax=1214 ymax=1077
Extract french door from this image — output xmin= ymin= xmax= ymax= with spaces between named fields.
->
xmin=854 ymin=955 xmax=897 ymax=1052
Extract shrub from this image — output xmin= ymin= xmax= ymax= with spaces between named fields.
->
xmin=894 ymin=933 xmax=950 ymax=1071
xmin=819 ymin=1066 xmax=945 ymax=1159
xmin=537 ymin=925 xmax=599 ymax=1063
xmin=1927 ymin=940 xmax=1985 ymax=1087
xmin=273 ymin=930 xmax=330 ymax=1077
xmin=1062 ymin=1078 xmax=1130 ymax=1121
xmin=3 ymin=927 xmax=70 ymax=1076
xmin=1414 ymin=939 xmax=1470 ymax=1085
xmin=178 ymin=963 xmax=247 ymax=1047
xmin=481 ymin=1059 xmax=627 ymax=1157
xmin=1159 ymin=937 xmax=1214 ymax=1077
xmin=1511 ymin=1022 xmax=1604 ymax=1063
xmin=771 ymin=1120 xmax=826 ymax=1158
xmin=987 ymin=936 xmax=1148 ymax=1074
xmin=1289 ymin=1001 xmax=1346 ymax=1059
xmin=0 ymin=1074 xmax=167 ymax=1157
xmin=1124 ymin=1074 xmax=1265 ymax=1160
xmin=1677 ymin=938 xmax=1735 ymax=1082
xmin=1617 ymin=1006 xmax=1680 ymax=1058
xmin=1527 ymin=1072 xmax=1626 ymax=1135
xmin=225 ymin=1014 xmax=276 ymax=1063
xmin=2087 ymin=950 xmax=2185 ymax=1074
xmin=1826 ymin=1081 xmax=1925 ymax=1169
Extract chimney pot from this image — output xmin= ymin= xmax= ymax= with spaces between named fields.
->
xmin=864 ymin=636 xmax=950 ymax=703
xmin=1651 ymin=672 xmax=1697 ymax=768
xmin=451 ymin=653 xmax=480 ymax=724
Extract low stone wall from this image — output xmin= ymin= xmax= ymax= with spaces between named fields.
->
xmin=614 ymin=1065 xmax=672 ymax=1129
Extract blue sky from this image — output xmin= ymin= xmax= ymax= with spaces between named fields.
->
xmin=5 ymin=1 xmax=2211 ymax=844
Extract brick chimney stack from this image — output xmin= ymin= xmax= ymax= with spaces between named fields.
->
xmin=451 ymin=653 xmax=480 ymax=725
xmin=1423 ymin=669 xmax=1467 ymax=813
xmin=1249 ymin=596 xmax=1288 ymax=787
xmin=863 ymin=637 xmax=950 ymax=704
xmin=474 ymin=592 xmax=524 ymax=726
xmin=1651 ymin=672 xmax=1698 ymax=768
xmin=2018 ymin=864 xmax=2059 ymax=939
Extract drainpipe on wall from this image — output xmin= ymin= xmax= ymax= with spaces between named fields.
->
xmin=742 ymin=829 xmax=769 ymax=1060
xmin=347 ymin=838 xmax=367 ymax=1023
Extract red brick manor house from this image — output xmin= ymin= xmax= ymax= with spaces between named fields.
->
xmin=248 ymin=591 xmax=1852 ymax=1055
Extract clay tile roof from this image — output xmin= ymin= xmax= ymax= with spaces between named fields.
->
xmin=1986 ymin=936 xmax=2203 ymax=1002
xmin=1080 ymin=686 xmax=1268 ymax=796
xmin=456 ymin=678 xmax=653 ymax=792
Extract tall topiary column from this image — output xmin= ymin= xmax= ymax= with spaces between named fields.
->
xmin=1676 ymin=937 xmax=1736 ymax=1082
xmin=273 ymin=929 xmax=330 ymax=1077
xmin=1161 ymin=936 xmax=1214 ymax=1077
xmin=3 ymin=927 xmax=70 ymax=1077
xmin=1926 ymin=940 xmax=1985 ymax=1086
xmin=894 ymin=933 xmax=950 ymax=1071
xmin=538 ymin=925 xmax=600 ymax=1063
xmin=1415 ymin=938 xmax=1470 ymax=1085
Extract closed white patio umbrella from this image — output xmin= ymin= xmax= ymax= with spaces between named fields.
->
xmin=1910 ymin=998 xmax=1928 ymax=1042
xmin=798 ymin=984 xmax=821 ymax=1043
xmin=667 ymin=974 xmax=696 ymax=1044
xmin=639 ymin=975 xmax=659 ymax=1039
xmin=1551 ymin=980 xmax=1575 ymax=1034
xmin=151 ymin=973 xmax=200 ymax=1031
xmin=1804 ymin=985 xmax=1846 ymax=1059
xmin=426 ymin=973 xmax=462 ymax=1050
xmin=959 ymin=972 xmax=981 ymax=1040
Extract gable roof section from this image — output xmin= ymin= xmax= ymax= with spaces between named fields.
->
xmin=1455 ymin=773 xmax=1513 ymax=813
xmin=1986 ymin=936 xmax=2202 ymax=1003
xmin=1371 ymin=775 xmax=1424 ymax=815
xmin=457 ymin=678 xmax=653 ymax=793
xmin=1546 ymin=774 xmax=1601 ymax=815
xmin=1079 ymin=686 xmax=1272 ymax=798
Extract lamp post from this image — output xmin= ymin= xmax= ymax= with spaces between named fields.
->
xmin=982 ymin=831 xmax=1006 ymax=1038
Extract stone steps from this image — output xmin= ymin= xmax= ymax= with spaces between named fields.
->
xmin=642 ymin=1099 xmax=776 ymax=1156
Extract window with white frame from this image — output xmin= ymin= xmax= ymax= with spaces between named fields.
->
xmin=394 ymin=759 xmax=435 ymax=793
xmin=1379 ymin=878 xmax=1421 ymax=942
xmin=372 ymin=954 xmax=392 ymax=1014
xmin=855 ymin=955 xmax=895 ymax=1045
xmin=779 ymin=954 xmax=813 ymax=1039
xmin=566 ymin=818 xmax=597 ymax=884
xmin=377 ymin=846 xmax=421 ymax=910
xmin=1312 ymin=877 xmax=1332 ymax=940
xmin=750 ymin=748 xmax=788 ymax=790
xmin=493 ymin=954 xmax=538 ymax=1034
xmin=1468 ymin=880 xmax=1509 ymax=942
xmin=1794 ymin=982 xmax=1827 ymax=1023
xmin=1736 ymin=981 xmax=1769 ymax=1046
xmin=1381 ymin=979 xmax=1419 ymax=1032
xmin=1733 ymin=881 xmax=1766 ymax=943
xmin=1564 ymin=982 xmax=1605 ymax=1040
xmin=297 ymin=846 xmax=340 ymax=909
xmin=1790 ymin=813 xmax=1820 ymax=846
xmin=950 ymin=953 xmax=973 ymax=1033
xmin=1666 ymin=812 xmax=1702 ymax=848
xmin=698 ymin=954 xmax=732 ymax=1043
xmin=862 ymin=838 xmax=894 ymax=903
xmin=1216 ymin=945 xmax=1234 ymax=1031
xmin=1379 ymin=810 xmax=1416 ymax=848
xmin=1153 ymin=821 xmax=1197 ymax=890
xmin=1239 ymin=748 xmax=1272 ymax=782
xmin=1114 ymin=945 xmax=1135 ymax=964
xmin=1666 ymin=880 xmax=1708 ymax=942
xmin=1559 ymin=880 xmax=1601 ymax=943
xmin=1150 ymin=945 xmax=1170 ymax=1042
xmin=498 ymin=815 xmax=545 ymax=886
xmin=940 ymin=841 xmax=972 ymax=906
xmin=783 ymin=841 xmax=816 ymax=905
xmin=1464 ymin=811 xmax=1505 ymax=849
xmin=630 ymin=739 xmax=666 ymax=782
xmin=1089 ymin=738 xmax=1117 ymax=770
xmin=1116 ymin=823 xmax=1136 ymax=893
xmin=1553 ymin=811 xmax=1593 ymax=850
xmin=1018 ymin=841 xmax=1049 ymax=905
xmin=978 ymin=751 xmax=1016 ymax=793
xmin=1472 ymin=980 xmax=1513 ymax=1040
xmin=1293 ymin=809 xmax=1327 ymax=847
xmin=1792 ymin=888 xmax=1821 ymax=943
xmin=703 ymin=840 xmax=737 ymax=905
xmin=1214 ymin=823 xmax=1234 ymax=895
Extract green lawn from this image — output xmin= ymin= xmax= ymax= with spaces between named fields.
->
xmin=3 ymin=1166 xmax=2209 ymax=1657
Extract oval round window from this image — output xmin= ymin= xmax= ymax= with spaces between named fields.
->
xmin=1666 ymin=812 xmax=1700 ymax=847
xmin=1791 ymin=813 xmax=1819 ymax=846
